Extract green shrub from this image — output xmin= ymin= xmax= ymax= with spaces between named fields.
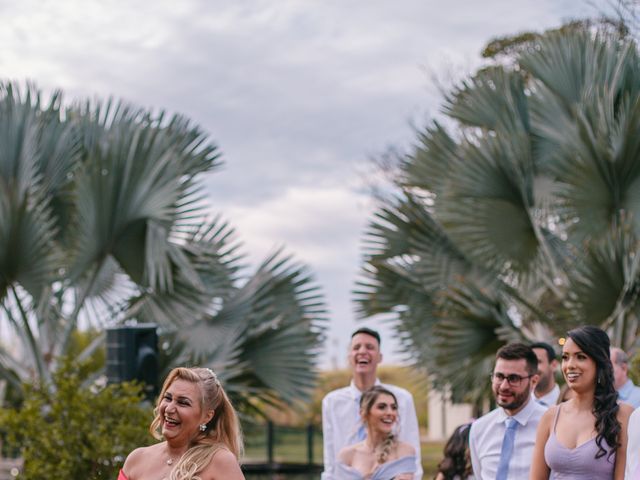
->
xmin=0 ymin=358 xmax=153 ymax=479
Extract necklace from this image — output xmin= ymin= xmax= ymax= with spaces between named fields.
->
xmin=165 ymin=445 xmax=183 ymax=470
xmin=163 ymin=457 xmax=176 ymax=480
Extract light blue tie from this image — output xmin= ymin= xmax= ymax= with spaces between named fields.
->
xmin=496 ymin=417 xmax=518 ymax=480
xmin=536 ymin=397 xmax=548 ymax=407
xmin=353 ymin=393 xmax=366 ymax=442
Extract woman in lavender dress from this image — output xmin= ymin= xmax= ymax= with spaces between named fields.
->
xmin=530 ymin=326 xmax=633 ymax=480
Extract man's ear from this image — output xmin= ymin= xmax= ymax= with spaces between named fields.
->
xmin=531 ymin=372 xmax=540 ymax=388
xmin=551 ymin=359 xmax=559 ymax=370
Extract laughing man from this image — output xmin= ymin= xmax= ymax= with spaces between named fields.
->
xmin=321 ymin=327 xmax=422 ymax=480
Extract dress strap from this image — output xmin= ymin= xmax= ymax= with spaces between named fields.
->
xmin=552 ymin=404 xmax=562 ymax=433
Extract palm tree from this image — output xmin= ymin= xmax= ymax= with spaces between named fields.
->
xmin=355 ymin=28 xmax=640 ymax=402
xmin=0 ymin=83 xmax=326 ymax=407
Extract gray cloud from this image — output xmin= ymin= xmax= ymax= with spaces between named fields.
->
xmin=1 ymin=0 xmax=592 ymax=367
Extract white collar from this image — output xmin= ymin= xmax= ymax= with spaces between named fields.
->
xmin=495 ymin=396 xmax=540 ymax=426
xmin=349 ymin=378 xmax=382 ymax=399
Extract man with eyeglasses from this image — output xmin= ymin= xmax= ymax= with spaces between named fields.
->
xmin=469 ymin=343 xmax=546 ymax=480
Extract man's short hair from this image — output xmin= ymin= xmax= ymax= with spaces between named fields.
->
xmin=612 ymin=347 xmax=629 ymax=365
xmin=496 ymin=343 xmax=538 ymax=375
xmin=530 ymin=341 xmax=556 ymax=362
xmin=351 ymin=327 xmax=381 ymax=346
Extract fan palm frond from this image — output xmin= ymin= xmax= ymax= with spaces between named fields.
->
xmin=358 ymin=27 xmax=640 ymax=403
xmin=0 ymin=82 xmax=327 ymax=407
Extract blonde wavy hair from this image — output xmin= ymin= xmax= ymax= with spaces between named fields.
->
xmin=150 ymin=367 xmax=243 ymax=480
xmin=359 ymin=385 xmax=399 ymax=464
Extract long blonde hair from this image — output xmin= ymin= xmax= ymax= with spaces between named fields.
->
xmin=150 ymin=367 xmax=243 ymax=479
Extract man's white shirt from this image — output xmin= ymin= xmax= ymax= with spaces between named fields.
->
xmin=469 ymin=398 xmax=546 ymax=480
xmin=619 ymin=379 xmax=640 ymax=408
xmin=533 ymin=384 xmax=560 ymax=407
xmin=321 ymin=379 xmax=422 ymax=480
xmin=625 ymin=407 xmax=640 ymax=479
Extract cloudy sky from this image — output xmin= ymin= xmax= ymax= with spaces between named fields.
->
xmin=2 ymin=0 xmax=595 ymax=368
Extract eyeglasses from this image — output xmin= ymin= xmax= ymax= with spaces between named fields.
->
xmin=491 ymin=372 xmax=534 ymax=387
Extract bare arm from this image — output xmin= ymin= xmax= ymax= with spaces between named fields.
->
xmin=614 ymin=403 xmax=633 ymax=480
xmin=529 ymin=407 xmax=553 ymax=480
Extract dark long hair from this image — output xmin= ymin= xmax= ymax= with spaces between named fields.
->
xmin=434 ymin=423 xmax=473 ymax=479
xmin=566 ymin=326 xmax=619 ymax=459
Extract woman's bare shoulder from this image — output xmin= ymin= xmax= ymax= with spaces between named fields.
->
xmin=541 ymin=404 xmax=558 ymax=423
xmin=396 ymin=441 xmax=415 ymax=457
xmin=338 ymin=443 xmax=358 ymax=465
xmin=202 ymin=447 xmax=243 ymax=480
xmin=123 ymin=443 xmax=162 ymax=474
xmin=618 ymin=401 xmax=634 ymax=421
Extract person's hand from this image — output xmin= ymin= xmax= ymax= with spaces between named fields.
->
xmin=393 ymin=474 xmax=413 ymax=480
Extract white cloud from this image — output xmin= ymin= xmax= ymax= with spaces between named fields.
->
xmin=220 ymin=185 xmax=370 ymax=268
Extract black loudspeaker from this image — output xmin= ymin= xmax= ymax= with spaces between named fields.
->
xmin=106 ymin=324 xmax=159 ymax=399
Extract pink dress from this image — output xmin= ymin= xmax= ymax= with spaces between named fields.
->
xmin=117 ymin=470 xmax=128 ymax=480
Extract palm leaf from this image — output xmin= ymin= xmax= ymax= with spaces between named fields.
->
xmin=444 ymin=66 xmax=530 ymax=133
xmin=0 ymin=85 xmax=61 ymax=299
xmin=176 ymin=250 xmax=327 ymax=404
xmin=357 ymin=27 xmax=640 ymax=402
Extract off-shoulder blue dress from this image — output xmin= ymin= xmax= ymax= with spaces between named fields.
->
xmin=335 ymin=455 xmax=416 ymax=480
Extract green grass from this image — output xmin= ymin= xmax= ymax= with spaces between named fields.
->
xmin=422 ymin=440 xmax=445 ymax=478
xmin=243 ymin=425 xmax=324 ymax=463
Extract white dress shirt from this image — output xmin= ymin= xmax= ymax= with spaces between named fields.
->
xmin=626 ymin=407 xmax=640 ymax=479
xmin=620 ymin=379 xmax=640 ymax=408
xmin=469 ymin=397 xmax=546 ymax=480
xmin=533 ymin=384 xmax=560 ymax=407
xmin=321 ymin=379 xmax=423 ymax=480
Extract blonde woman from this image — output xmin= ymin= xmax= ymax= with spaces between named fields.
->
xmin=119 ymin=367 xmax=244 ymax=480
xmin=337 ymin=385 xmax=416 ymax=480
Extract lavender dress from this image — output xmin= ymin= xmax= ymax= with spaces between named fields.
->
xmin=544 ymin=406 xmax=615 ymax=479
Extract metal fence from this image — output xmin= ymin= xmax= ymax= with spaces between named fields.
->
xmin=242 ymin=421 xmax=323 ymax=479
